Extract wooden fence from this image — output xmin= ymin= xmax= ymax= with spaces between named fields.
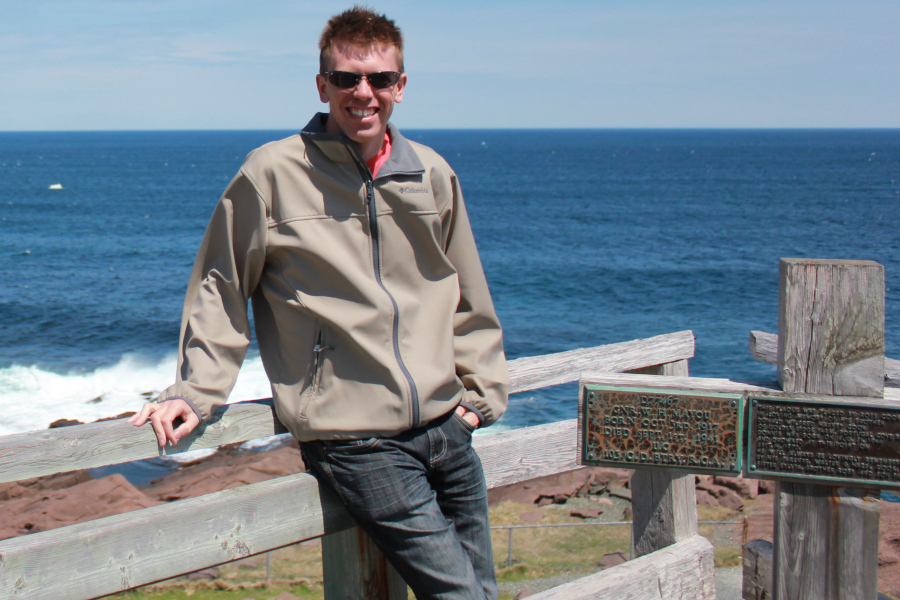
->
xmin=0 ymin=329 xmax=718 ymax=600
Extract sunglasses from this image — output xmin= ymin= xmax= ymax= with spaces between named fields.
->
xmin=323 ymin=71 xmax=402 ymax=90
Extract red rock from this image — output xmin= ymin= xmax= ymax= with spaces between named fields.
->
xmin=878 ymin=501 xmax=900 ymax=596
xmin=0 ymin=474 xmax=162 ymax=540
xmin=569 ymin=508 xmax=602 ymax=519
xmin=718 ymin=489 xmax=744 ymax=511
xmin=879 ymin=541 xmax=899 ymax=567
xmin=597 ymin=550 xmax=628 ymax=569
xmin=713 ymin=475 xmax=758 ymax=499
xmin=94 ymin=412 xmax=137 ymax=422
xmin=736 ymin=494 xmax=773 ymax=545
xmin=695 ymin=478 xmax=730 ymax=498
xmin=48 ymin=412 xmax=135 ymax=429
xmin=519 ymin=510 xmax=544 ymax=524
xmin=575 ymin=473 xmax=595 ymax=497
xmin=0 ymin=470 xmax=93 ymax=502
xmin=696 ymin=490 xmax=719 ymax=509
xmin=140 ymin=445 xmax=305 ymax=501
xmin=49 ymin=418 xmax=84 ymax=428
xmin=758 ymin=480 xmax=775 ymax=494
xmin=536 ymin=497 xmax=553 ymax=507
xmin=487 ymin=467 xmax=629 ymax=506
xmin=535 ymin=485 xmax=580 ymax=505
xmin=623 ymin=507 xmax=632 ymax=520
xmin=0 ymin=443 xmax=306 ymax=541
xmin=608 ymin=484 xmax=631 ymax=501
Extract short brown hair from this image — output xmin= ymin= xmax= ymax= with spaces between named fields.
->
xmin=319 ymin=6 xmax=404 ymax=73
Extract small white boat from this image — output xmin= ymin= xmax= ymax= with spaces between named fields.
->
xmin=48 ymin=183 xmax=63 ymax=190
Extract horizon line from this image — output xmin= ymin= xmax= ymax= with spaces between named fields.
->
xmin=2 ymin=126 xmax=900 ymax=134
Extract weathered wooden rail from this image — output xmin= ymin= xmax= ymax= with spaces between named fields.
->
xmin=0 ymin=330 xmax=717 ymax=600
xmin=0 ymin=330 xmax=695 ymax=485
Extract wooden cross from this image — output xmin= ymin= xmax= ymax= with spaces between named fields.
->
xmin=579 ymin=258 xmax=891 ymax=600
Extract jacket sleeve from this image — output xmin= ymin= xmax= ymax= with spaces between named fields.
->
xmin=156 ymin=172 xmax=269 ymax=421
xmin=440 ymin=172 xmax=509 ymax=427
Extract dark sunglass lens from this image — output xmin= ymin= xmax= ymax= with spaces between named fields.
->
xmin=329 ymin=72 xmax=362 ymax=88
xmin=366 ymin=72 xmax=398 ymax=89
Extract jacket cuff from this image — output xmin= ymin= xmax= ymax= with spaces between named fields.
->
xmin=458 ymin=401 xmax=486 ymax=428
xmin=157 ymin=395 xmax=205 ymax=424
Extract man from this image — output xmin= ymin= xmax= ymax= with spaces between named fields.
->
xmin=129 ymin=6 xmax=508 ymax=599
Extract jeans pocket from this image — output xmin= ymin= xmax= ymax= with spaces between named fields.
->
xmin=322 ymin=437 xmax=380 ymax=454
xmin=452 ymin=412 xmax=476 ymax=434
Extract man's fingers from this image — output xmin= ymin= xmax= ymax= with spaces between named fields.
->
xmin=173 ymin=407 xmax=201 ymax=441
xmin=159 ymin=410 xmax=179 ymax=446
xmin=131 ymin=399 xmax=200 ymax=446
xmin=148 ymin=409 xmax=170 ymax=446
xmin=455 ymin=405 xmax=480 ymax=429
xmin=127 ymin=402 xmax=157 ymax=426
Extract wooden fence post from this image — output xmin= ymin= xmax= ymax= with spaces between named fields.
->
xmin=627 ymin=359 xmax=700 ymax=557
xmin=773 ymin=258 xmax=884 ymax=600
xmin=322 ymin=527 xmax=407 ymax=600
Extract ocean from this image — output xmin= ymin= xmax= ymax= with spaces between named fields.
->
xmin=1 ymin=129 xmax=898 ymax=438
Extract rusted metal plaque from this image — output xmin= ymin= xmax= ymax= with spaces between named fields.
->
xmin=748 ymin=397 xmax=900 ymax=488
xmin=581 ymin=385 xmax=742 ymax=475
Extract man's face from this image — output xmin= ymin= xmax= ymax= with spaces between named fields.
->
xmin=316 ymin=41 xmax=406 ymax=157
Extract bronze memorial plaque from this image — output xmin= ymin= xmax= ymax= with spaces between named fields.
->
xmin=580 ymin=385 xmax=743 ymax=475
xmin=748 ymin=398 xmax=900 ymax=488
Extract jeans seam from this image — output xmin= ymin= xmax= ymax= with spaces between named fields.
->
xmin=431 ymin=426 xmax=447 ymax=466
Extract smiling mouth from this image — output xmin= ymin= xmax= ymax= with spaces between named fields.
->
xmin=348 ymin=107 xmax=377 ymax=118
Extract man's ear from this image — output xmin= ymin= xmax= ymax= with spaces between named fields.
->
xmin=393 ymin=72 xmax=407 ymax=104
xmin=316 ymin=75 xmax=329 ymax=103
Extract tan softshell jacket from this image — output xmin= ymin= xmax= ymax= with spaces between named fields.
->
xmin=157 ymin=114 xmax=509 ymax=441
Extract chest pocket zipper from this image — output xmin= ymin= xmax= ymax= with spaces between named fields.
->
xmin=299 ymin=327 xmax=332 ymax=420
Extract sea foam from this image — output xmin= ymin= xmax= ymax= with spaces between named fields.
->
xmin=0 ymin=353 xmax=273 ymax=436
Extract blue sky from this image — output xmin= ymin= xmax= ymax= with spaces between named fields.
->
xmin=2 ymin=0 xmax=898 ymax=130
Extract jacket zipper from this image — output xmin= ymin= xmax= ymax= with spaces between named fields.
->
xmin=300 ymin=326 xmax=330 ymax=419
xmin=353 ymin=158 xmax=421 ymax=428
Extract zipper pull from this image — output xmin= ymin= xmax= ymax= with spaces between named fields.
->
xmin=313 ymin=343 xmax=332 ymax=353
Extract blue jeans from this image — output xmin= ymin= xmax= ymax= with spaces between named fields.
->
xmin=301 ymin=410 xmax=497 ymax=600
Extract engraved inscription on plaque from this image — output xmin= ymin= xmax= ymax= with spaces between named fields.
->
xmin=749 ymin=398 xmax=900 ymax=486
xmin=581 ymin=386 xmax=742 ymax=474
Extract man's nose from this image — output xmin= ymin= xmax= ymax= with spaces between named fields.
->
xmin=352 ymin=77 xmax=374 ymax=98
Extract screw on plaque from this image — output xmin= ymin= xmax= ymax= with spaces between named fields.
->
xmin=730 ymin=463 xmax=735 ymax=470
xmin=588 ymin=392 xmax=595 ymax=400
xmin=731 ymin=400 xmax=736 ymax=408
xmin=750 ymin=464 xmax=757 ymax=470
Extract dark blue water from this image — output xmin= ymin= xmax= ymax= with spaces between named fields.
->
xmin=1 ymin=129 xmax=898 ymax=432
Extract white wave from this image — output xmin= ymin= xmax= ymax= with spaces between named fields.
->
xmin=0 ymin=354 xmax=525 ymax=440
xmin=0 ymin=354 xmax=274 ymax=436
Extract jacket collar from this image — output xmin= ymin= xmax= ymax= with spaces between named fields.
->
xmin=301 ymin=113 xmax=425 ymax=179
